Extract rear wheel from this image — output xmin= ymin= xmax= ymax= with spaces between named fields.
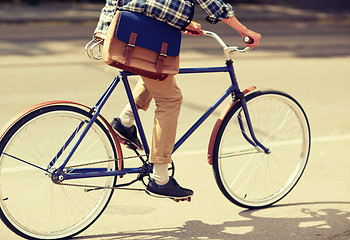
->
xmin=0 ymin=104 xmax=118 ymax=239
xmin=213 ymin=90 xmax=311 ymax=208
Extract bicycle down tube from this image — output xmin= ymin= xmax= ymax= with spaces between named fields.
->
xmin=173 ymin=61 xmax=270 ymax=154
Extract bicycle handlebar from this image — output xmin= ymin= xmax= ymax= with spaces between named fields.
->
xmin=85 ymin=38 xmax=103 ymax=60
xmin=202 ymin=30 xmax=252 ymax=60
xmin=85 ymin=30 xmax=252 ymax=61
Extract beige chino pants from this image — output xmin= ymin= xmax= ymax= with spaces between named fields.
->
xmin=132 ymin=75 xmax=182 ymax=164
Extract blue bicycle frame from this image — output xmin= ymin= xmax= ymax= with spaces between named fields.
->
xmin=53 ymin=60 xmax=269 ymax=181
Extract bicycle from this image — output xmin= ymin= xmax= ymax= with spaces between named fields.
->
xmin=0 ymin=31 xmax=311 ymax=239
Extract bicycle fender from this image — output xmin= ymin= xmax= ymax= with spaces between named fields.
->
xmin=0 ymin=100 xmax=124 ymax=170
xmin=207 ymin=86 xmax=256 ymax=165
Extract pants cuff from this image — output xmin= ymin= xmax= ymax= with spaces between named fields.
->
xmin=150 ymin=156 xmax=172 ymax=164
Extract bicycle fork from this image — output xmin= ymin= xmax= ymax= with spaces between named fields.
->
xmin=227 ymin=60 xmax=270 ymax=154
xmin=234 ymin=91 xmax=270 ymax=154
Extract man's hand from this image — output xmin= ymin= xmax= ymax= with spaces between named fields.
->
xmin=221 ymin=17 xmax=261 ymax=47
xmin=240 ymin=29 xmax=261 ymax=48
xmin=182 ymin=21 xmax=205 ymax=36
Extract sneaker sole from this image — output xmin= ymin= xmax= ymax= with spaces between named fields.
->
xmin=145 ymin=189 xmax=193 ymax=200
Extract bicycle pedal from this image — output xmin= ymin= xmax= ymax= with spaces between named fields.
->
xmin=118 ymin=138 xmax=127 ymax=145
xmin=125 ymin=143 xmax=136 ymax=150
xmin=171 ymin=197 xmax=191 ymax=203
xmin=118 ymin=137 xmax=137 ymax=150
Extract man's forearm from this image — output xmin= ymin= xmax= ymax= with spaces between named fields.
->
xmin=221 ymin=16 xmax=248 ymax=36
xmin=221 ymin=16 xmax=261 ymax=47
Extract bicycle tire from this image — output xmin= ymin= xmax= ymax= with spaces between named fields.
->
xmin=0 ymin=104 xmax=118 ymax=239
xmin=212 ymin=90 xmax=311 ymax=208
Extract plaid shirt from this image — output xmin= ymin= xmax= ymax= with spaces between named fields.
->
xmin=94 ymin=0 xmax=234 ymax=35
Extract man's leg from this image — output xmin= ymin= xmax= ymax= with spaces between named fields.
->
xmin=119 ymin=77 xmax=153 ymax=126
xmin=112 ymin=78 xmax=152 ymax=150
xmin=113 ymin=75 xmax=193 ymax=198
xmin=141 ymin=75 xmax=193 ymax=199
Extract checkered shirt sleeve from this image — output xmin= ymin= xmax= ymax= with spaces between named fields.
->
xmin=94 ymin=0 xmax=235 ymax=35
xmin=196 ymin=0 xmax=235 ymax=24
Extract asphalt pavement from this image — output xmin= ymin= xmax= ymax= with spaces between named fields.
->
xmin=0 ymin=2 xmax=350 ymax=240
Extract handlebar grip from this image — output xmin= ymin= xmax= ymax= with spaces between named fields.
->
xmin=243 ymin=36 xmax=254 ymax=44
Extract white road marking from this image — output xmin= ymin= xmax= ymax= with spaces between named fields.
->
xmin=173 ymin=134 xmax=350 ymax=157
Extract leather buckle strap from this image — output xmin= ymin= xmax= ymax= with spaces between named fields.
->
xmin=156 ymin=42 xmax=168 ymax=73
xmin=124 ymin=32 xmax=137 ymax=65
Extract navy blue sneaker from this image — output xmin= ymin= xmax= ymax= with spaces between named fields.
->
xmin=111 ymin=118 xmax=143 ymax=151
xmin=146 ymin=177 xmax=193 ymax=200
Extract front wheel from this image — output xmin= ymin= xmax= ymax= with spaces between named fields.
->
xmin=0 ymin=104 xmax=118 ymax=239
xmin=212 ymin=90 xmax=311 ymax=208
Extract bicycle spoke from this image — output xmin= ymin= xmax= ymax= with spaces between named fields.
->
xmin=0 ymin=104 xmax=118 ymax=239
xmin=213 ymin=91 xmax=310 ymax=208
xmin=2 ymin=152 xmax=50 ymax=173
xmin=219 ymin=148 xmax=264 ymax=158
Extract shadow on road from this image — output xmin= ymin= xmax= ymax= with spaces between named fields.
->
xmin=1 ymin=20 xmax=350 ymax=59
xmin=75 ymin=202 xmax=350 ymax=240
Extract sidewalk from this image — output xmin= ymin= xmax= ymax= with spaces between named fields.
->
xmin=0 ymin=2 xmax=349 ymax=24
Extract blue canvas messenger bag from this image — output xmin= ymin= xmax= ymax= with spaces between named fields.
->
xmin=103 ymin=10 xmax=182 ymax=80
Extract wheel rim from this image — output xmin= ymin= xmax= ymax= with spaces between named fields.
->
xmin=217 ymin=92 xmax=310 ymax=207
xmin=0 ymin=107 xmax=116 ymax=239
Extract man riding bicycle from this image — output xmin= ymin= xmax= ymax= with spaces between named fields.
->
xmin=93 ymin=0 xmax=261 ymax=200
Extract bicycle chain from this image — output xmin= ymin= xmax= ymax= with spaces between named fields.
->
xmin=56 ymin=181 xmax=145 ymax=192
xmin=54 ymin=154 xmax=150 ymax=192
xmin=63 ymin=154 xmax=148 ymax=169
